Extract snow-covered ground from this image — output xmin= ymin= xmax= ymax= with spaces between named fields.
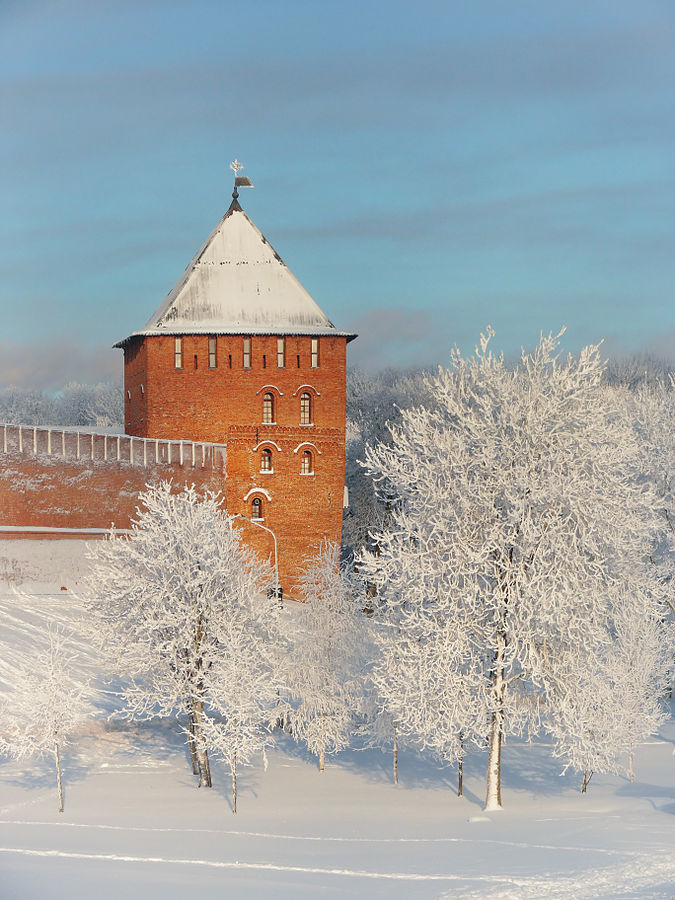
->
xmin=0 ymin=540 xmax=673 ymax=899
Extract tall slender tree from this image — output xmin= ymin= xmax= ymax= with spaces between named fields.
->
xmin=282 ymin=542 xmax=368 ymax=771
xmin=0 ymin=627 xmax=93 ymax=812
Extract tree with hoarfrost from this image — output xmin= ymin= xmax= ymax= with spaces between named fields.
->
xmin=549 ymin=584 xmax=672 ymax=791
xmin=198 ymin=607 xmax=282 ymax=813
xmin=343 ymin=367 xmax=432 ymax=558
xmin=85 ymin=482 xmax=277 ymax=795
xmin=0 ymin=627 xmax=93 ymax=812
xmin=361 ymin=329 xmax=671 ymax=810
xmin=282 ymin=542 xmax=368 ymax=772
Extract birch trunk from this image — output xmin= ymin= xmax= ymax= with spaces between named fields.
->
xmin=54 ymin=740 xmax=63 ymax=813
xmin=581 ymin=770 xmax=593 ymax=793
xmin=190 ymin=699 xmax=212 ymax=788
xmin=186 ymin=712 xmax=199 ymax=776
xmin=484 ymin=628 xmax=506 ymax=811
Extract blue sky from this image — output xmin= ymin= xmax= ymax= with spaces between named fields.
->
xmin=1 ymin=0 xmax=673 ymax=387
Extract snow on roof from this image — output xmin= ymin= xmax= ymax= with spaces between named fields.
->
xmin=114 ymin=200 xmax=355 ymax=347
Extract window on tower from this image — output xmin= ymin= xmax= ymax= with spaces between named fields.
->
xmin=300 ymin=392 xmax=312 ymax=425
xmin=209 ymin=337 xmax=217 ymax=368
xmin=261 ymin=448 xmax=273 ymax=472
xmin=277 ymin=338 xmax=285 ymax=368
xmin=174 ymin=337 xmax=183 ymax=369
xmin=263 ymin=393 xmax=275 ymax=424
xmin=301 ymin=450 xmax=313 ymax=474
xmin=251 ymin=497 xmax=263 ymax=520
xmin=243 ymin=337 xmax=251 ymax=368
xmin=311 ymin=339 xmax=319 ymax=368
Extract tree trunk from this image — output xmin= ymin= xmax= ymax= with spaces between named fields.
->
xmin=485 ymin=629 xmax=506 ymax=811
xmin=581 ymin=770 xmax=593 ymax=793
xmin=186 ymin=712 xmax=199 ymax=776
xmin=393 ymin=733 xmax=398 ymax=786
xmin=231 ymin=753 xmax=237 ymax=814
xmin=54 ymin=740 xmax=63 ymax=813
xmin=190 ymin=700 xmax=212 ymax=788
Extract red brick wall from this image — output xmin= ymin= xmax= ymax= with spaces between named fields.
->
xmin=0 ymin=427 xmax=226 ymax=537
xmin=125 ymin=334 xmax=348 ymax=596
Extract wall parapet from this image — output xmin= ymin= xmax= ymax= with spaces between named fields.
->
xmin=0 ymin=423 xmax=226 ymax=472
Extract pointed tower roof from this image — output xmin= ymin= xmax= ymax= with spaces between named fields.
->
xmin=114 ymin=178 xmax=355 ymax=348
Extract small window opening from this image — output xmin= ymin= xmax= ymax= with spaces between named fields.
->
xmin=261 ymin=448 xmax=273 ymax=472
xmin=311 ymin=338 xmax=319 ymax=368
xmin=277 ymin=338 xmax=285 ymax=368
xmin=301 ymin=450 xmax=312 ymax=474
xmin=263 ymin=392 xmax=274 ymax=424
xmin=194 ymin=354 xmax=198 ymax=369
xmin=251 ymin=497 xmax=263 ymax=520
xmin=243 ymin=337 xmax=251 ymax=368
xmin=174 ymin=337 xmax=183 ymax=369
xmin=208 ymin=337 xmax=217 ymax=368
xmin=296 ymin=354 xmax=300 ymax=368
xmin=228 ymin=354 xmax=232 ymax=369
xmin=263 ymin=354 xmax=267 ymax=369
xmin=300 ymin=392 xmax=312 ymax=425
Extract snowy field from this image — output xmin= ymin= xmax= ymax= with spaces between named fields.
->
xmin=0 ymin=540 xmax=674 ymax=900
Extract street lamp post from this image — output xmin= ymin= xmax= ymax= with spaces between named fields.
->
xmin=231 ymin=513 xmax=280 ymax=600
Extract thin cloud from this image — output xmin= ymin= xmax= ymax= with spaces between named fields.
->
xmin=0 ymin=341 xmax=121 ymax=391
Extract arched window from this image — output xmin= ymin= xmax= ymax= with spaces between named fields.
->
xmin=300 ymin=392 xmax=312 ymax=425
xmin=262 ymin=392 xmax=274 ymax=423
xmin=261 ymin=448 xmax=272 ymax=472
xmin=301 ymin=450 xmax=312 ymax=474
xmin=251 ymin=497 xmax=263 ymax=519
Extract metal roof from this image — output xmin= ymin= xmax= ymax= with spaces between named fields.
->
xmin=114 ymin=199 xmax=356 ymax=348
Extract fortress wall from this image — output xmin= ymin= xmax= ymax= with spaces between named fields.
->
xmin=0 ymin=424 xmax=226 ymax=537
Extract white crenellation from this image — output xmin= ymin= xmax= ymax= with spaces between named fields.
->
xmin=0 ymin=423 xmax=226 ymax=473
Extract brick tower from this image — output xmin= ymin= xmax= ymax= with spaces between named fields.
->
xmin=114 ymin=165 xmax=356 ymax=596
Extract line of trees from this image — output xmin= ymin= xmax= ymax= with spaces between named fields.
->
xmin=0 ymin=380 xmax=122 ymax=428
xmin=1 ymin=332 xmax=672 ymax=813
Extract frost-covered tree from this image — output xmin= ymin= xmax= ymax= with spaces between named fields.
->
xmin=361 ymin=329 xmax=670 ymax=810
xmin=550 ymin=585 xmax=672 ymax=790
xmin=85 ymin=482 xmax=275 ymax=791
xmin=56 ymin=380 xmax=123 ymax=427
xmin=369 ymin=611 xmax=488 ymax=793
xmin=0 ymin=386 xmax=55 ymax=425
xmin=282 ymin=542 xmax=368 ymax=771
xmin=198 ymin=607 xmax=282 ymax=813
xmin=0 ymin=627 xmax=93 ymax=812
xmin=343 ymin=367 xmax=431 ymax=559
xmin=0 ymin=380 xmax=122 ymax=427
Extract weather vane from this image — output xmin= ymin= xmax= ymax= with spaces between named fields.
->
xmin=229 ymin=159 xmax=253 ymax=201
